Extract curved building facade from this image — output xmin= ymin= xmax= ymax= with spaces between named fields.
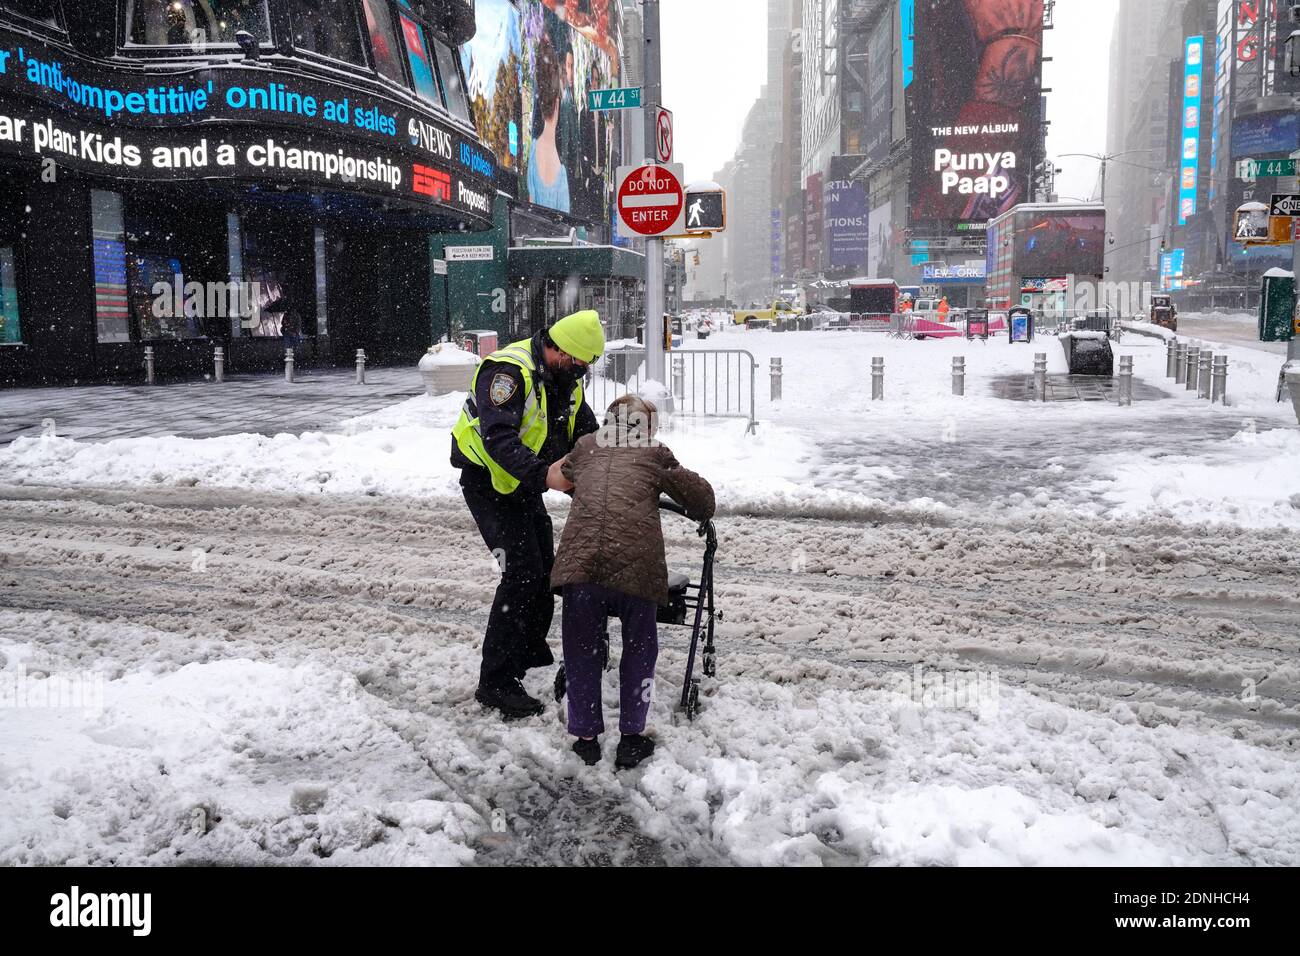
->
xmin=0 ymin=0 xmax=497 ymax=383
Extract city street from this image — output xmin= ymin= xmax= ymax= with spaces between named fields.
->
xmin=2 ymin=326 xmax=1298 ymax=865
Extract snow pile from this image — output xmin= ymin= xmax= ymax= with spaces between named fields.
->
xmin=418 ymin=343 xmax=480 ymax=367
xmin=0 ymin=641 xmax=481 ymax=865
xmin=1085 ymin=426 xmax=1300 ymax=529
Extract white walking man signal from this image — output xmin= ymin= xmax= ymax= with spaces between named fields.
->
xmin=688 ymin=197 xmax=703 ymax=228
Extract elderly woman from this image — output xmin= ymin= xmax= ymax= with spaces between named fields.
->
xmin=551 ymin=395 xmax=715 ymax=769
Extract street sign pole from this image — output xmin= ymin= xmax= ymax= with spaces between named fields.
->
xmin=642 ymin=0 xmax=667 ymax=402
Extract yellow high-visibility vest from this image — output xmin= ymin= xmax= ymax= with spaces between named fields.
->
xmin=451 ymin=338 xmax=584 ymax=495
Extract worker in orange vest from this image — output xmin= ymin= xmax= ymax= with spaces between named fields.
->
xmin=937 ymin=296 xmax=951 ymax=320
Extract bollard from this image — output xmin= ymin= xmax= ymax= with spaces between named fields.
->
xmin=1212 ymin=355 xmax=1228 ymax=405
xmin=143 ymin=345 xmax=155 ymax=386
xmin=770 ymin=356 xmax=782 ymax=401
xmin=214 ymin=345 xmax=224 ymax=383
xmin=1165 ymin=338 xmax=1177 ymax=378
xmin=672 ymin=354 xmax=684 ymax=400
xmin=1117 ymin=354 xmax=1133 ymax=407
xmin=355 ymin=348 xmax=366 ymax=385
xmin=1185 ymin=345 xmax=1200 ymax=391
xmin=285 ymin=348 xmax=295 ymax=383
xmin=1198 ymin=351 xmax=1212 ymax=400
xmin=952 ymin=356 xmax=965 ymax=396
xmin=1033 ymin=352 xmax=1047 ymax=402
xmin=871 ymin=356 xmax=884 ymax=401
xmin=1174 ymin=342 xmax=1187 ymax=384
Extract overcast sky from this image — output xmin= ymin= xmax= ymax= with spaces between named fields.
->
xmin=661 ymin=0 xmax=1117 ymax=202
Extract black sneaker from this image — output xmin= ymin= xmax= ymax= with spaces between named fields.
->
xmin=615 ymin=734 xmax=655 ymax=770
xmin=474 ymin=680 xmax=544 ymax=719
xmin=572 ymin=737 xmax=601 ymax=765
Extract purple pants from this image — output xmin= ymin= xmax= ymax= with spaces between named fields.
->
xmin=561 ymin=583 xmax=659 ymax=737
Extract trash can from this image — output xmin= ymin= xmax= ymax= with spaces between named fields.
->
xmin=462 ymin=330 xmax=499 ymax=357
xmin=418 ymin=342 xmax=480 ymax=395
xmin=605 ymin=346 xmax=645 ymax=385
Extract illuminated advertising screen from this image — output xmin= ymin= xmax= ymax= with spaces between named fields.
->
xmin=907 ymin=0 xmax=1043 ymax=225
xmin=824 ymin=155 xmax=869 ymax=269
xmin=1014 ymin=209 xmax=1105 ymax=277
xmin=0 ymin=24 xmax=497 ymax=224
xmin=1160 ymin=248 xmax=1186 ymax=291
xmin=461 ymin=0 xmax=622 ymax=221
xmin=865 ymin=12 xmax=892 ymax=163
xmin=1178 ymin=36 xmax=1204 ymax=226
xmin=1231 ymin=110 xmax=1300 ymax=158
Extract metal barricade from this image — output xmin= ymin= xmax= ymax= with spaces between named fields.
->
xmin=585 ymin=347 xmax=758 ymax=434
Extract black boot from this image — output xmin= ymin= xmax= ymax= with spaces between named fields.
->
xmin=615 ymin=734 xmax=655 ymax=769
xmin=475 ymin=679 xmax=544 ymax=719
xmin=571 ymin=737 xmax=601 ymax=766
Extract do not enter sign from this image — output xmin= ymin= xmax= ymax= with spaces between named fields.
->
xmin=616 ymin=163 xmax=685 ymax=239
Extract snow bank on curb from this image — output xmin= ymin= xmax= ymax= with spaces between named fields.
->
xmin=1085 ymin=427 xmax=1300 ymax=529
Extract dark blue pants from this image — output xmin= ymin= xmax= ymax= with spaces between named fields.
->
xmin=561 ymin=584 xmax=658 ymax=737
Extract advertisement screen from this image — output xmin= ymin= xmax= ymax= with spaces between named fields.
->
xmin=462 ymin=0 xmax=622 ymax=222
xmin=907 ymin=0 xmax=1043 ymax=224
xmin=1160 ymin=248 xmax=1186 ymax=291
xmin=824 ymin=156 xmax=869 ymax=270
xmin=1014 ymin=209 xmax=1105 ymax=277
xmin=1178 ymin=36 xmax=1204 ymax=226
xmin=1231 ymin=110 xmax=1300 ymax=158
xmin=868 ymin=201 xmax=893 ymax=279
xmin=865 ymin=13 xmax=892 ymax=164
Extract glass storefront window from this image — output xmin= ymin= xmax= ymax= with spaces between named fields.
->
xmin=90 ymin=190 xmax=131 ymax=344
xmin=0 ymin=247 xmax=20 ymax=344
xmin=360 ymin=0 xmax=405 ymax=85
xmin=126 ymin=0 xmax=270 ymax=48
xmin=129 ymin=251 xmax=204 ymax=340
xmin=433 ymin=38 xmax=469 ymax=121
xmin=0 ymin=1 xmax=61 ymax=28
xmin=395 ymin=0 xmax=443 ymax=107
xmin=288 ymin=0 xmax=365 ymax=65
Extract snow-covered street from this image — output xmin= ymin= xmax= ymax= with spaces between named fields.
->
xmin=2 ymin=327 xmax=1298 ymax=866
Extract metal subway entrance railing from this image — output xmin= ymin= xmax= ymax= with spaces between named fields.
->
xmin=585 ymin=347 xmax=758 ymax=434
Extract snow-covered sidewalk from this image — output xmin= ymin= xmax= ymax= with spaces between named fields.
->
xmin=4 ymin=325 xmax=1297 ymax=528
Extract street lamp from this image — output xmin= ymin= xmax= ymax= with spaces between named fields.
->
xmin=1056 ymin=149 xmax=1159 ymax=204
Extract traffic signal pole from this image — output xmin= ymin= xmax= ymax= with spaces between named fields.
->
xmin=642 ymin=0 xmax=667 ymax=397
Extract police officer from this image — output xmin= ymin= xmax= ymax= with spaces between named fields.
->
xmin=451 ymin=310 xmax=605 ymax=719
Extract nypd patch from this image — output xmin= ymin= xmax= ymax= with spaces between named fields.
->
xmin=489 ymin=373 xmax=518 ymax=406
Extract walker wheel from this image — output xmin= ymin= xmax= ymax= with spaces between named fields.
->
xmin=554 ymin=663 xmax=567 ymax=703
xmin=685 ymin=679 xmax=701 ymax=720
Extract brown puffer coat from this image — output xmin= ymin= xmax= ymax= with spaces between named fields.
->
xmin=551 ymin=426 xmax=715 ymax=605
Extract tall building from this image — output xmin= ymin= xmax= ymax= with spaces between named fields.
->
xmin=1104 ymin=0 xmax=1182 ymax=284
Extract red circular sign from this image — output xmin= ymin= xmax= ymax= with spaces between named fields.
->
xmin=617 ymin=164 xmax=683 ymax=236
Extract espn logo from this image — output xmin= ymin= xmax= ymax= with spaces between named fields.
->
xmin=413 ymin=164 xmax=452 ymax=201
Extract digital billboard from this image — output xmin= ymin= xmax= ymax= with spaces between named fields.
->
xmin=1231 ymin=110 xmax=1300 ymax=158
xmin=907 ymin=0 xmax=1043 ymax=225
xmin=865 ymin=12 xmax=892 ymax=164
xmin=461 ymin=0 xmax=622 ymax=221
xmin=824 ymin=156 xmax=869 ymax=270
xmin=868 ymin=201 xmax=893 ymax=279
xmin=1178 ymin=36 xmax=1204 ymax=226
xmin=1160 ymin=248 xmax=1186 ymax=291
xmin=1014 ymin=209 xmax=1106 ymax=278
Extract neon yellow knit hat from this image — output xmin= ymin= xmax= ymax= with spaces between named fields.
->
xmin=549 ymin=310 xmax=606 ymax=363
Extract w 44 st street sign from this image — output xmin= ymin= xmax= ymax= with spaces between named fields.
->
xmin=588 ymin=87 xmax=642 ymax=110
xmin=1237 ymin=158 xmax=1298 ymax=180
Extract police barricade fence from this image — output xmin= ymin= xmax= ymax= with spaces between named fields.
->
xmin=586 ymin=347 xmax=758 ymax=435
